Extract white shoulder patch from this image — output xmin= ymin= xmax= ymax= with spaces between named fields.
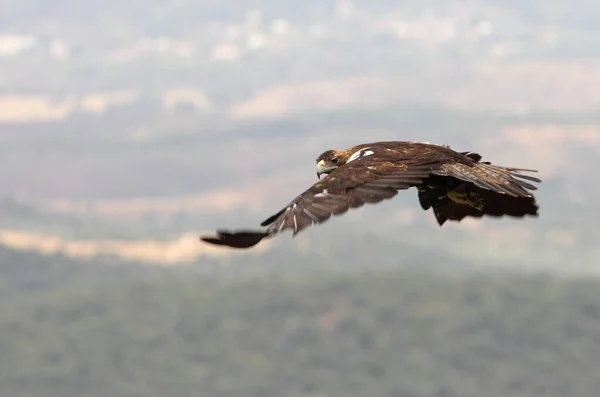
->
xmin=347 ymin=147 xmax=374 ymax=163
xmin=314 ymin=189 xmax=329 ymax=199
xmin=292 ymin=203 xmax=298 ymax=233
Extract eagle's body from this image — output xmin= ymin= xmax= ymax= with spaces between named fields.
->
xmin=201 ymin=141 xmax=541 ymax=249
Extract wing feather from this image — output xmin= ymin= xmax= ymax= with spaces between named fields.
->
xmin=261 ymin=158 xmax=436 ymax=238
xmin=432 ymin=162 xmax=539 ymax=197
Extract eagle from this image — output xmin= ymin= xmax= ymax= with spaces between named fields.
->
xmin=200 ymin=141 xmax=541 ymax=249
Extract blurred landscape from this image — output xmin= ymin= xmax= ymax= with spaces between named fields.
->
xmin=1 ymin=1 xmax=600 ymax=396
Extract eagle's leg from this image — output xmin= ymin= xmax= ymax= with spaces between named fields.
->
xmin=446 ymin=184 xmax=485 ymax=211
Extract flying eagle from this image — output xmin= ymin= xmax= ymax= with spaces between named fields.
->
xmin=200 ymin=141 xmax=541 ymax=249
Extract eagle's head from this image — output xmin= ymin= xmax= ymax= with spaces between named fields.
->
xmin=315 ymin=149 xmax=342 ymax=179
xmin=316 ymin=145 xmax=375 ymax=179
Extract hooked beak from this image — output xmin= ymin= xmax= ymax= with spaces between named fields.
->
xmin=316 ymin=159 xmax=332 ymax=180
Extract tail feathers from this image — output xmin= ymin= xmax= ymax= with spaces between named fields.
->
xmin=200 ymin=229 xmax=269 ymax=249
xmin=476 ymin=188 xmax=538 ymax=218
xmin=419 ymin=184 xmax=539 ymax=226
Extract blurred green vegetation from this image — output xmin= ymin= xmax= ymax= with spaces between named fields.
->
xmin=0 ymin=244 xmax=599 ymax=397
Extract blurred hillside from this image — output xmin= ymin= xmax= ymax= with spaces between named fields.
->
xmin=1 ymin=245 xmax=600 ymax=397
xmin=1 ymin=2 xmax=599 ymax=271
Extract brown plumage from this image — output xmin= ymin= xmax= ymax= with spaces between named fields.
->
xmin=200 ymin=141 xmax=541 ymax=249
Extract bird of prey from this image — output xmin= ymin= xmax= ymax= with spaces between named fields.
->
xmin=200 ymin=141 xmax=541 ymax=249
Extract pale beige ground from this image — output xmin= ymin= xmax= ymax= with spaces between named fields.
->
xmin=442 ymin=59 xmax=600 ymax=113
xmin=0 ymin=89 xmax=211 ymax=123
xmin=2 ymin=58 xmax=600 ymax=123
xmin=229 ymin=59 xmax=600 ymax=118
xmin=80 ymin=90 xmax=139 ymax=113
xmin=0 ymin=95 xmax=76 ymax=122
xmin=0 ymin=229 xmax=271 ymax=265
xmin=229 ymin=76 xmax=385 ymax=118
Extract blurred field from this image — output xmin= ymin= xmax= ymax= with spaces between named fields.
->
xmin=1 ymin=246 xmax=600 ymax=397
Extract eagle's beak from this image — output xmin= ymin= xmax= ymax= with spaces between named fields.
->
xmin=316 ymin=160 xmax=326 ymax=180
xmin=316 ymin=159 xmax=337 ymax=179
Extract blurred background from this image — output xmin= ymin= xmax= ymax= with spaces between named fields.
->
xmin=1 ymin=1 xmax=600 ymax=396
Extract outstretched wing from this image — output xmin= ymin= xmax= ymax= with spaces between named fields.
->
xmin=259 ymin=155 xmax=436 ymax=236
xmin=432 ymin=160 xmax=541 ymax=197
xmin=200 ymin=148 xmax=451 ymax=248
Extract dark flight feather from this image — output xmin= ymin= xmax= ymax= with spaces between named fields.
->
xmin=418 ymin=177 xmax=539 ymax=226
xmin=200 ymin=230 xmax=269 ymax=249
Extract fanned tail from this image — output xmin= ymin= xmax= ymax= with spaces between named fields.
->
xmin=418 ymin=181 xmax=539 ymax=226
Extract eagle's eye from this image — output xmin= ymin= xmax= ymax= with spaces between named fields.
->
xmin=331 ymin=157 xmax=339 ymax=164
